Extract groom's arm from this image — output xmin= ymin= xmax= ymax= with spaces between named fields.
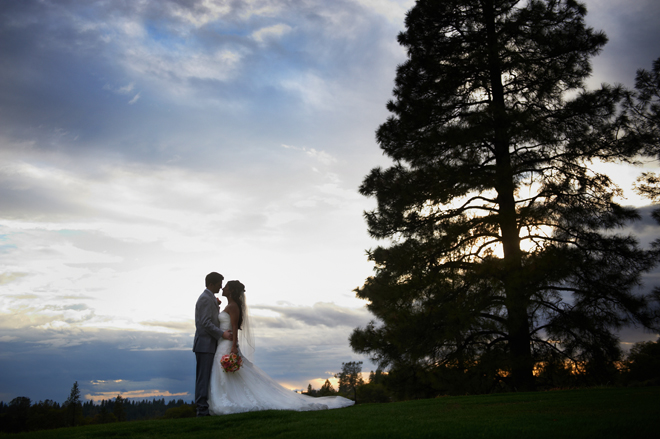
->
xmin=196 ymin=295 xmax=223 ymax=341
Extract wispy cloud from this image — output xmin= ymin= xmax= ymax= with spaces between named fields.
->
xmin=281 ymin=144 xmax=337 ymax=165
xmin=128 ymin=93 xmax=141 ymax=105
xmin=251 ymin=23 xmax=292 ymax=44
xmin=252 ymin=302 xmax=371 ymax=329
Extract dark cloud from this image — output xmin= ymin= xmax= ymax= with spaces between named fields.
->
xmin=0 ymin=300 xmax=374 ymax=402
xmin=252 ymin=343 xmax=372 ymax=387
xmin=585 ymin=0 xmax=660 ymax=87
xmin=0 ymin=0 xmax=400 ymax=167
xmin=629 ymin=205 xmax=659 ymax=228
xmin=619 ymin=205 xmax=660 ymax=248
xmin=0 ymin=327 xmax=194 ymax=402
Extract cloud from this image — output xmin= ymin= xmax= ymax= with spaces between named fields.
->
xmin=122 ymin=45 xmax=245 ymax=84
xmin=353 ymin=0 xmax=415 ymax=22
xmin=251 ymin=23 xmax=292 ymax=44
xmin=252 ymin=302 xmax=371 ymax=330
xmin=0 ymin=162 xmax=94 ymax=221
xmin=104 ymin=82 xmax=136 ymax=95
xmin=128 ymin=93 xmax=141 ymax=105
xmin=140 ymin=320 xmax=194 ymax=332
xmin=585 ymin=0 xmax=660 ymax=87
xmin=620 ymin=205 xmax=660 ymax=248
xmin=0 ymin=302 xmax=375 ymax=401
xmin=281 ymin=144 xmax=337 ymax=165
xmin=0 ymin=332 xmax=196 ymax=402
xmin=0 ymin=272 xmax=27 ymax=285
xmin=281 ymin=72 xmax=337 ymax=109
xmin=166 ymin=0 xmax=233 ymax=27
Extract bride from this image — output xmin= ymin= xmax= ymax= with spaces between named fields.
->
xmin=208 ymin=280 xmax=355 ymax=415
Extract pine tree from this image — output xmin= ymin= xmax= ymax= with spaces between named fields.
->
xmin=113 ymin=395 xmax=126 ymax=422
xmin=64 ymin=381 xmax=81 ymax=426
xmin=629 ymin=57 xmax=660 ymax=328
xmin=630 ymin=57 xmax=660 ymax=216
xmin=304 ymin=383 xmax=319 ymax=397
xmin=628 ymin=57 xmax=660 ymax=159
xmin=351 ymin=0 xmax=659 ymax=392
xmin=318 ymin=379 xmax=336 ymax=396
xmin=335 ymin=361 xmax=365 ymax=402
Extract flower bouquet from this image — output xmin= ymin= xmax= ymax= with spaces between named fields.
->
xmin=220 ymin=353 xmax=242 ymax=373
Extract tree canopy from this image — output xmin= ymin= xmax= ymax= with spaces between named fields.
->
xmin=335 ymin=361 xmax=365 ymax=402
xmin=351 ymin=0 xmax=659 ymax=392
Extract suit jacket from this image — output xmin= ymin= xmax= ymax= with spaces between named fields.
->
xmin=193 ymin=288 xmax=223 ymax=353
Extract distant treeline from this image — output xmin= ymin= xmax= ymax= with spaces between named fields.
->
xmin=305 ymin=340 xmax=660 ymax=403
xmin=0 ymin=394 xmax=194 ymax=434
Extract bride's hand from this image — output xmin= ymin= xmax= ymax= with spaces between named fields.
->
xmin=231 ymin=346 xmax=238 ymax=355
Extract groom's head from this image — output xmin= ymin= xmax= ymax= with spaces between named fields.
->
xmin=205 ymin=272 xmax=224 ymax=294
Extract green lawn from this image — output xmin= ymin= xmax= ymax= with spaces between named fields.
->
xmin=10 ymin=387 xmax=660 ymax=439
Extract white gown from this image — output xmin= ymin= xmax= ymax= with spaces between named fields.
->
xmin=208 ymin=311 xmax=355 ymax=415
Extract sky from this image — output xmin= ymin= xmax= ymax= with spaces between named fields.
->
xmin=1 ymin=0 xmax=659 ymax=404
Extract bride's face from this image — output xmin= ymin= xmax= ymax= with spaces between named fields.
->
xmin=221 ymin=286 xmax=229 ymax=298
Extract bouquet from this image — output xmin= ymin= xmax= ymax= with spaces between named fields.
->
xmin=220 ymin=353 xmax=242 ymax=373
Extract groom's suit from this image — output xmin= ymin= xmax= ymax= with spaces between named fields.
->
xmin=193 ymin=288 xmax=223 ymax=416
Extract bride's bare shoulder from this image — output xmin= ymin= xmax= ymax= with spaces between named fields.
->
xmin=223 ymin=302 xmax=239 ymax=314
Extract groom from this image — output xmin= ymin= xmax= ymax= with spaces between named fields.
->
xmin=193 ymin=272 xmax=233 ymax=417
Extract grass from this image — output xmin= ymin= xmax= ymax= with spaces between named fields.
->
xmin=9 ymin=387 xmax=660 ymax=439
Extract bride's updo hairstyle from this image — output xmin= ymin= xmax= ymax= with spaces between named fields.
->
xmin=225 ymin=280 xmax=246 ymax=329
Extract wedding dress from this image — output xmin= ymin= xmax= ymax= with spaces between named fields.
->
xmin=208 ymin=311 xmax=355 ymax=415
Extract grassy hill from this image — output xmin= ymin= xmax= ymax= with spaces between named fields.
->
xmin=10 ymin=386 xmax=659 ymax=439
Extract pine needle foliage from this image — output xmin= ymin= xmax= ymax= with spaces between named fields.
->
xmin=351 ymin=0 xmax=659 ymax=392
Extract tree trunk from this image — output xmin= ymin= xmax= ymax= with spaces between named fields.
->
xmin=483 ymin=0 xmax=534 ymax=391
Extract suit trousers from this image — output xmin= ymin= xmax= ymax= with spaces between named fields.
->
xmin=195 ymin=352 xmax=215 ymax=416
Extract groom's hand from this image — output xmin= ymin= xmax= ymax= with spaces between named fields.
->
xmin=222 ymin=330 xmax=233 ymax=340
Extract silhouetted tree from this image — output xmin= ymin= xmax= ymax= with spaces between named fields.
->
xmin=369 ymin=368 xmax=386 ymax=385
xmin=628 ymin=57 xmax=660 ymax=337
xmin=357 ymin=369 xmax=391 ymax=403
xmin=625 ymin=338 xmax=660 ymax=385
xmin=0 ymin=395 xmax=197 ymax=433
xmin=627 ymin=57 xmax=660 ymax=159
xmin=113 ymin=395 xmax=126 ymax=422
xmin=351 ymin=0 xmax=659 ymax=392
xmin=29 ymin=399 xmax=65 ymax=431
xmin=335 ymin=361 xmax=364 ymax=402
xmin=91 ymin=404 xmax=117 ymax=424
xmin=303 ymin=383 xmax=319 ymax=397
xmin=630 ymin=57 xmax=660 ymax=215
xmin=318 ymin=379 xmax=337 ymax=396
xmin=4 ymin=397 xmax=31 ymax=433
xmin=64 ymin=382 xmax=82 ymax=427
